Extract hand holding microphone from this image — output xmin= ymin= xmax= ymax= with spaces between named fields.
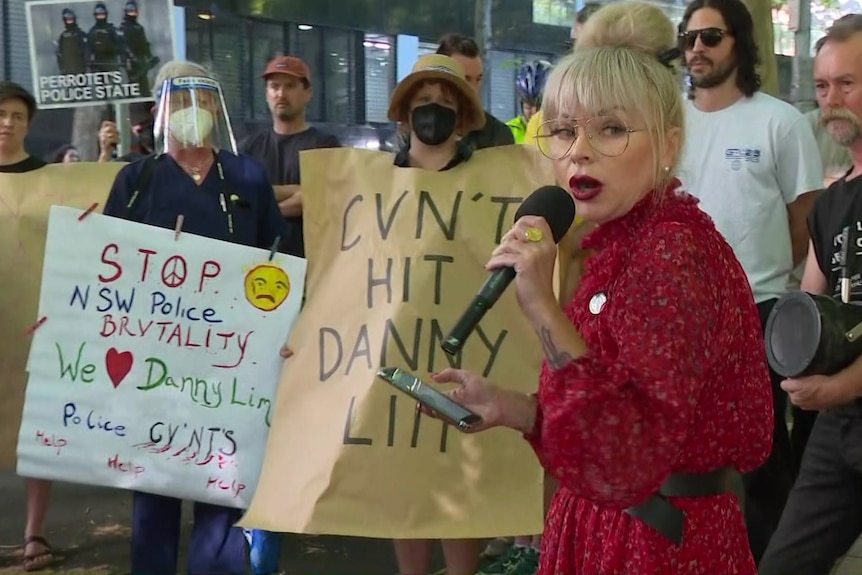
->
xmin=487 ymin=215 xmax=560 ymax=316
xmin=442 ymin=186 xmax=576 ymax=355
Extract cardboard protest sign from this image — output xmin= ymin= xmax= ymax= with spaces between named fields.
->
xmin=26 ymin=0 xmax=176 ymax=109
xmin=0 ymin=163 xmax=123 ymax=469
xmin=16 ymin=206 xmax=306 ymax=507
xmin=242 ymin=145 xmax=557 ymax=538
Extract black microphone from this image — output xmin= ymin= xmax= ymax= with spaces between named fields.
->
xmin=441 ymin=185 xmax=576 ymax=356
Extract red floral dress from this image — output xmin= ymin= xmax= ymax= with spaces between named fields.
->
xmin=527 ymin=186 xmax=772 ymax=575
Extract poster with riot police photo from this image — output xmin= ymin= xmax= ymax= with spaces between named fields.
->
xmin=26 ymin=0 xmax=176 ymax=109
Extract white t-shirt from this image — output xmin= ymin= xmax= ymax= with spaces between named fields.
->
xmin=679 ymin=92 xmax=823 ymax=304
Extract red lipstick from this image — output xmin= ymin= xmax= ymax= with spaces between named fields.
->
xmin=569 ymin=175 xmax=604 ymax=201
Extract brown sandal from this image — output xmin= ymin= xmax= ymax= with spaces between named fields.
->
xmin=22 ymin=535 xmax=54 ymax=572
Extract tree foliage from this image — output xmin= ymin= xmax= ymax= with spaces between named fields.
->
xmin=773 ymin=0 xmax=840 ymax=8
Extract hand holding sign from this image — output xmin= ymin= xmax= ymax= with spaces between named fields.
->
xmin=99 ymin=121 xmax=119 ymax=154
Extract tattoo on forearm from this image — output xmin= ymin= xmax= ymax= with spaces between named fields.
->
xmin=539 ymin=326 xmax=574 ymax=370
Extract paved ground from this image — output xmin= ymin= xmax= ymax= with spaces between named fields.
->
xmin=1 ymin=471 xmax=860 ymax=575
xmin=0 ymin=471 xmax=445 ymax=575
xmin=835 ymin=539 xmax=862 ymax=575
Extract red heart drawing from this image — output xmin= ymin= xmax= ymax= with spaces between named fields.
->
xmin=105 ymin=348 xmax=134 ymax=388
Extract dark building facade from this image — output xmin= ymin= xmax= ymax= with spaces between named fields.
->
xmin=177 ymin=0 xmax=573 ymax=129
xmin=1 ymin=0 xmax=796 ymax=156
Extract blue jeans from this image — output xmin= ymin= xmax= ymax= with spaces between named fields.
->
xmin=131 ymin=491 xmax=247 ymax=575
xmin=247 ymin=529 xmax=282 ymax=575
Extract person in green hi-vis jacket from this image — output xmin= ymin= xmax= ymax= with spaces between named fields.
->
xmin=506 ymin=61 xmax=552 ymax=145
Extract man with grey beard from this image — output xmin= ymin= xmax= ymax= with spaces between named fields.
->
xmin=806 ymin=107 xmax=852 ymax=187
xmin=239 ymin=55 xmax=341 ymax=258
xmin=759 ymin=14 xmax=862 ymax=575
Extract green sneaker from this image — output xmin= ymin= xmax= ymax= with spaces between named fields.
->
xmin=477 ymin=546 xmax=526 ymax=575
xmin=503 ymin=547 xmax=539 ymax=575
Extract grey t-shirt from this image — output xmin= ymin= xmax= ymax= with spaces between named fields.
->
xmin=238 ymin=127 xmax=341 ymax=257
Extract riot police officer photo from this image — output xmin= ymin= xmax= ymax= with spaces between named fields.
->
xmin=121 ymin=1 xmax=159 ymax=95
xmin=55 ymin=8 xmax=88 ymax=75
xmin=26 ymin=0 xmax=177 ymax=108
xmin=87 ymin=2 xmax=122 ymax=74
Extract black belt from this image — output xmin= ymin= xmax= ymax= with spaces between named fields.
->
xmin=624 ymin=465 xmax=743 ymax=545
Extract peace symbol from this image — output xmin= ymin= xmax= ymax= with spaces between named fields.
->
xmin=161 ymin=256 xmax=188 ymax=288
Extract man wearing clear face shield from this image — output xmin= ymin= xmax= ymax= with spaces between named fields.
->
xmin=102 ymin=60 xmax=287 ymax=575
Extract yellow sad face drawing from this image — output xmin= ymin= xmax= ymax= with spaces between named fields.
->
xmin=244 ymin=264 xmax=290 ymax=312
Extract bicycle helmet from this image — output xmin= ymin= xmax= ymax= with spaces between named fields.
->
xmin=515 ymin=60 xmax=552 ymax=106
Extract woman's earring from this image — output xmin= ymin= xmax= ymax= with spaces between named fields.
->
xmin=663 ymin=166 xmax=670 ymax=173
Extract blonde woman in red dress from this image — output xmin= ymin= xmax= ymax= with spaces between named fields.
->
xmin=426 ymin=2 xmax=773 ymax=573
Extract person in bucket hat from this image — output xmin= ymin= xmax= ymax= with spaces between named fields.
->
xmin=390 ymin=54 xmax=485 ymax=133
xmin=390 ymin=35 xmax=516 ymax=154
xmin=387 ymin=53 xmax=486 ymax=171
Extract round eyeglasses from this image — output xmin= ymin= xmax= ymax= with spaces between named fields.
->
xmin=535 ymin=117 xmax=645 ymax=159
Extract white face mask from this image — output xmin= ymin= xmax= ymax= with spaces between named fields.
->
xmin=168 ymin=107 xmax=214 ymax=147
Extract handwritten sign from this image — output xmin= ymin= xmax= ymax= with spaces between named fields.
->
xmin=242 ymin=146 xmax=556 ymax=538
xmin=16 ymin=206 xmax=306 ymax=508
xmin=0 ymin=163 xmax=123 ymax=469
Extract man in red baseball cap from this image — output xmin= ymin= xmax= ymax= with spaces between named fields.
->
xmin=261 ymin=55 xmax=311 ymax=84
xmin=239 ymin=55 xmax=340 ymax=260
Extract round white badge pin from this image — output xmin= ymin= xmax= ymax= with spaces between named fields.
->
xmin=589 ymin=292 xmax=607 ymax=315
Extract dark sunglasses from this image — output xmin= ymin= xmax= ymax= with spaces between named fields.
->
xmin=679 ymin=27 xmax=729 ymax=50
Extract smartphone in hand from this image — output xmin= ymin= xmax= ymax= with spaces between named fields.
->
xmin=377 ymin=367 xmax=482 ymax=432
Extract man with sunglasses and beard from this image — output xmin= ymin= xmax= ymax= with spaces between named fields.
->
xmin=758 ymin=15 xmax=862 ymax=574
xmin=676 ymin=0 xmax=823 ymax=564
